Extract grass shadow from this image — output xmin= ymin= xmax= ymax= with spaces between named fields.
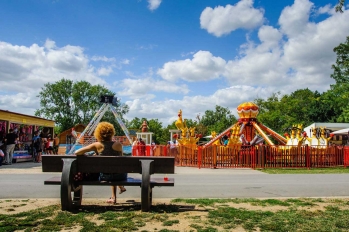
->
xmin=70 ymin=200 xmax=206 ymax=214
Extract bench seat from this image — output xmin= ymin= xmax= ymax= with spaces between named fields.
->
xmin=44 ymin=176 xmax=174 ymax=186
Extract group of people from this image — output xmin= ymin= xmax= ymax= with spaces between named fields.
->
xmin=0 ymin=128 xmax=60 ymax=166
xmin=131 ymin=137 xmax=156 ymax=156
xmin=167 ymin=139 xmax=178 ymax=156
xmin=32 ymin=131 xmax=60 ymax=163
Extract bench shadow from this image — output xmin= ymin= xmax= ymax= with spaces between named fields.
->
xmin=71 ymin=200 xmax=207 ymax=214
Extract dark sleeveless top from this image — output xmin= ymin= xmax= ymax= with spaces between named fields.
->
xmin=99 ymin=141 xmax=122 ymax=156
xmin=98 ymin=141 xmax=127 ymax=181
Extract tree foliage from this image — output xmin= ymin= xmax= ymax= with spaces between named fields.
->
xmin=200 ymin=105 xmax=237 ymax=134
xmin=331 ymin=36 xmax=349 ymax=83
xmin=255 ymin=89 xmax=338 ymax=134
xmin=125 ymin=117 xmax=168 ymax=144
xmin=327 ymin=36 xmax=349 ymax=122
xmin=335 ymin=0 xmax=346 ymax=13
xmin=35 ymin=78 xmax=129 ymax=133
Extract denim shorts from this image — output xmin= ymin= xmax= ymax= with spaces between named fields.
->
xmin=99 ymin=173 xmax=127 ymax=181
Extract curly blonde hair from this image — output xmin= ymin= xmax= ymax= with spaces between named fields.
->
xmin=94 ymin=122 xmax=115 ymax=142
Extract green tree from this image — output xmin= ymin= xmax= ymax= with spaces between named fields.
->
xmin=255 ymin=89 xmax=333 ymax=134
xmin=327 ymin=36 xmax=349 ymax=122
xmin=331 ymin=36 xmax=349 ymax=83
xmin=158 ymin=124 xmax=177 ymax=145
xmin=322 ymin=83 xmax=349 ymax=123
xmin=255 ymin=92 xmax=287 ymax=133
xmin=182 ymin=118 xmax=197 ymax=129
xmin=35 ymin=78 xmax=129 ymax=133
xmin=200 ymin=105 xmax=237 ymax=134
xmin=126 ymin=117 xmax=143 ymax=130
xmin=335 ymin=0 xmax=346 ymax=13
xmin=280 ymin=89 xmax=322 ymax=127
xmin=147 ymin=119 xmax=163 ymax=144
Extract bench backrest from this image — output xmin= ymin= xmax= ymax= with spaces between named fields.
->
xmin=42 ymin=155 xmax=175 ymax=174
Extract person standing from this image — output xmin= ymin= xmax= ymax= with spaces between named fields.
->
xmin=53 ymin=134 xmax=60 ymax=154
xmin=137 ymin=138 xmax=146 ymax=156
xmin=169 ymin=139 xmax=178 ymax=157
xmin=0 ymin=142 xmax=4 ymax=166
xmin=151 ymin=140 xmax=156 ymax=156
xmin=132 ymin=137 xmax=138 ymax=156
xmin=45 ymin=135 xmax=54 ymax=154
xmin=4 ymin=129 xmax=18 ymax=165
xmin=32 ymin=131 xmax=42 ymax=163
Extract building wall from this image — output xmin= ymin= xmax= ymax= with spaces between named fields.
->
xmin=304 ymin=123 xmax=349 ymax=145
xmin=59 ymin=124 xmax=86 ymax=144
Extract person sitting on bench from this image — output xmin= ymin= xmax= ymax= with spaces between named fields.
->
xmin=74 ymin=121 xmax=127 ymax=204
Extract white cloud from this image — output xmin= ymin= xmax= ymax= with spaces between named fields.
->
xmin=278 ymin=0 xmax=314 ymax=38
xmin=147 ymin=0 xmax=162 ymax=11
xmin=0 ymin=39 xmax=112 ymax=114
xmin=123 ymin=85 xmax=273 ymax=125
xmin=157 ymin=51 xmax=226 ymax=82
xmin=317 ymin=4 xmax=334 ymax=15
xmin=200 ymin=0 xmax=264 ymax=37
xmin=97 ymin=66 xmax=114 ymax=76
xmin=257 ymin=25 xmax=283 ymax=51
xmin=121 ymin=59 xmax=130 ymax=65
xmin=91 ymin=56 xmax=116 ymax=62
xmin=117 ymin=76 xmax=190 ymax=100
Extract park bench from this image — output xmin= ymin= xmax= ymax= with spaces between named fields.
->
xmin=42 ymin=155 xmax=175 ymax=212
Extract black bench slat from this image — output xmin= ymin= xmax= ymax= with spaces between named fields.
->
xmin=44 ymin=176 xmax=174 ymax=186
xmin=42 ymin=155 xmax=175 ymax=174
xmin=44 ymin=176 xmax=61 ymax=185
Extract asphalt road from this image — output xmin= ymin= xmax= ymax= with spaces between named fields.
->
xmin=1 ymin=162 xmax=349 ymax=199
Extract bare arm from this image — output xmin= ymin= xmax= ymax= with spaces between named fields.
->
xmin=75 ymin=142 xmax=101 ymax=155
xmin=112 ymin=142 xmax=123 ymax=154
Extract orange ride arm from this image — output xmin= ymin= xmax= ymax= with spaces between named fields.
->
xmin=251 ymin=122 xmax=274 ymax=145
xmin=257 ymin=123 xmax=287 ymax=145
xmin=202 ymin=122 xmax=239 ymax=148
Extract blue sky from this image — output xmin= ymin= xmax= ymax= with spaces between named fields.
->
xmin=0 ymin=0 xmax=348 ymax=126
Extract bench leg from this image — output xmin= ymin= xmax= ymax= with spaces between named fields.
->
xmin=61 ymin=158 xmax=80 ymax=211
xmin=150 ymin=188 xmax=153 ymax=206
xmin=140 ymin=160 xmax=154 ymax=212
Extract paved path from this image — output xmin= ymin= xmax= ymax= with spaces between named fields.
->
xmin=1 ymin=161 xmax=349 ymax=199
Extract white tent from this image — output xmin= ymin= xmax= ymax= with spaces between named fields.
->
xmin=332 ymin=128 xmax=349 ymax=135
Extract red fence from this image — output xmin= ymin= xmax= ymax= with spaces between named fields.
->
xmin=80 ymin=137 xmax=348 ymax=169
xmin=131 ymin=144 xmax=348 ymax=169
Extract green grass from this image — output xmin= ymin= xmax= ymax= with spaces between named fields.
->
xmin=260 ymin=167 xmax=349 ymax=174
xmin=1 ymin=198 xmax=349 ymax=231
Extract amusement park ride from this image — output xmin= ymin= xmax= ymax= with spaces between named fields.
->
xmin=68 ymin=95 xmax=132 ymax=154
xmin=174 ymin=102 xmax=333 ymax=149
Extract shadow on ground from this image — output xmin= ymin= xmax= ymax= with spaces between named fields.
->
xmin=71 ymin=200 xmax=205 ymax=214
